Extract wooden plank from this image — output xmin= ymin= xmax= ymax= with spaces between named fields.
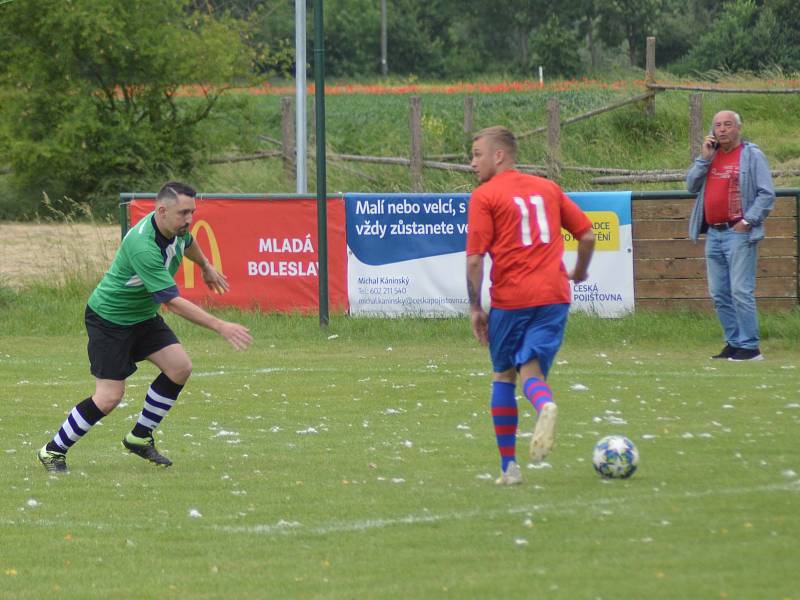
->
xmin=464 ymin=96 xmax=474 ymax=135
xmin=281 ymin=97 xmax=295 ymax=180
xmin=635 ymin=258 xmax=705 ymax=279
xmin=636 ymin=297 xmax=798 ymax=312
xmin=633 ymin=217 xmax=798 ymax=240
xmin=409 ymin=96 xmax=423 ymax=192
xmin=517 ymin=91 xmax=655 ymax=139
xmin=689 ymin=94 xmax=703 ymax=163
xmin=635 ymin=256 xmax=797 ymax=279
xmin=632 ymin=196 xmax=798 ymax=219
xmin=644 ymin=37 xmax=655 ymax=118
xmin=633 ymin=199 xmax=693 ymax=219
xmin=633 ymin=238 xmax=797 ymax=259
xmin=546 ymin=98 xmax=561 ymax=181
xmin=648 ymin=83 xmax=800 ymax=93
xmin=636 ymin=276 xmax=797 ymax=298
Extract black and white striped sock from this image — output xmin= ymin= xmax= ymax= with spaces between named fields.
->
xmin=130 ymin=372 xmax=183 ymax=439
xmin=46 ymin=397 xmax=105 ymax=453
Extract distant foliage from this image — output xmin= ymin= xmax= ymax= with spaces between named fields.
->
xmin=530 ymin=16 xmax=582 ymax=79
xmin=679 ymin=0 xmax=800 ymax=74
xmin=0 ymin=0 xmax=254 ymax=217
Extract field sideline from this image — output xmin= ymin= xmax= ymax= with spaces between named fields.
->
xmin=1 ymin=309 xmax=799 ymax=598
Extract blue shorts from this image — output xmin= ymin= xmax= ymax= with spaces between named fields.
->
xmin=488 ymin=304 xmax=570 ymax=377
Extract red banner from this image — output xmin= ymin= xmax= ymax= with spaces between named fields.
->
xmin=129 ymin=198 xmax=348 ymax=313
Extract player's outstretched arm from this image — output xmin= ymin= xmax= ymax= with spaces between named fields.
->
xmin=184 ymin=241 xmax=230 ymax=295
xmin=568 ymin=229 xmax=596 ymax=283
xmin=165 ymin=296 xmax=252 ymax=350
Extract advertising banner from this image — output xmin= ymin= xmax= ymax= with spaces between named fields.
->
xmin=562 ymin=191 xmax=634 ymax=316
xmin=128 ymin=197 xmax=348 ymax=313
xmin=345 ymin=191 xmax=634 ymax=317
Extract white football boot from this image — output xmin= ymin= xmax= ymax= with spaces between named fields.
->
xmin=530 ymin=402 xmax=558 ymax=463
xmin=495 ymin=460 xmax=522 ymax=485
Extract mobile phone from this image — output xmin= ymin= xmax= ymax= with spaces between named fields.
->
xmin=708 ymin=126 xmax=719 ymax=149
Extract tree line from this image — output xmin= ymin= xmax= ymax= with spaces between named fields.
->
xmin=212 ymin=0 xmax=800 ymax=78
xmin=1 ymin=0 xmax=798 ymax=217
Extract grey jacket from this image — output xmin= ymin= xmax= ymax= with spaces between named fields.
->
xmin=686 ymin=141 xmax=775 ymax=242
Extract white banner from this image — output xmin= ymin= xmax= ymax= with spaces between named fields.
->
xmin=345 ymin=192 xmax=634 ymax=317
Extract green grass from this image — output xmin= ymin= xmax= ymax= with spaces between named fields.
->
xmin=2 ymin=291 xmax=799 ymax=598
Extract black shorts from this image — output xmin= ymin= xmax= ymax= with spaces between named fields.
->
xmin=85 ymin=306 xmax=180 ymax=380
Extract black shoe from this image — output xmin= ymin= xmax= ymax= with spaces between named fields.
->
xmin=729 ymin=348 xmax=764 ymax=362
xmin=123 ymin=434 xmax=173 ymax=466
xmin=37 ymin=446 xmax=69 ymax=473
xmin=711 ymin=344 xmax=739 ymax=359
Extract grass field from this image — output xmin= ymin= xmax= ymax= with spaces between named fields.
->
xmin=2 ymin=295 xmax=799 ymax=598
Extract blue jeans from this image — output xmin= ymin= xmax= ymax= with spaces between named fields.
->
xmin=705 ymin=228 xmax=760 ymax=349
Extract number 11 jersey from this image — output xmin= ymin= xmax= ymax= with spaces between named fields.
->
xmin=466 ymin=169 xmax=593 ymax=310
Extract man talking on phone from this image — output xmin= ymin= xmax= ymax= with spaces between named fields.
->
xmin=686 ymin=110 xmax=775 ymax=361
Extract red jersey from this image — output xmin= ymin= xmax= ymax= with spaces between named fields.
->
xmin=704 ymin=144 xmax=743 ymax=225
xmin=466 ymin=169 xmax=593 ymax=310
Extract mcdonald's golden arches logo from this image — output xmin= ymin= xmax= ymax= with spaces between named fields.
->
xmin=182 ymin=220 xmax=223 ymax=288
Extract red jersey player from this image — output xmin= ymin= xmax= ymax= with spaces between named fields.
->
xmin=466 ymin=126 xmax=595 ymax=485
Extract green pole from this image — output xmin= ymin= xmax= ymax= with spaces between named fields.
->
xmin=314 ymin=0 xmax=329 ymax=327
xmin=119 ymin=195 xmax=129 ymax=239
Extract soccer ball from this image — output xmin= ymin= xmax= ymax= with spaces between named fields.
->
xmin=592 ymin=435 xmax=639 ymax=479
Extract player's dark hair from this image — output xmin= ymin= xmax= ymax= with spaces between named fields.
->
xmin=473 ymin=126 xmax=517 ymax=160
xmin=156 ymin=181 xmax=197 ymax=204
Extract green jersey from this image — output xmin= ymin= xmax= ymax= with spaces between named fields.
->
xmin=88 ymin=212 xmax=193 ymax=325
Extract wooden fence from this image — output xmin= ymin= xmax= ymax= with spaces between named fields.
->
xmin=632 ymin=190 xmax=799 ymax=311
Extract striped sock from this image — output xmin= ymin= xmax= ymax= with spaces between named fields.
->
xmin=130 ymin=373 xmax=183 ymax=439
xmin=523 ymin=377 xmax=554 ymax=415
xmin=491 ymin=381 xmax=518 ymax=471
xmin=46 ymin=397 xmax=105 ymax=453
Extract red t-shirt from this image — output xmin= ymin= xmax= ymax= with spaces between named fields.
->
xmin=466 ymin=169 xmax=593 ymax=310
xmin=704 ymin=144 xmax=743 ymax=225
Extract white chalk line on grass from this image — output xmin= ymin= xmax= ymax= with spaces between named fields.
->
xmin=4 ymin=364 xmax=796 ymax=390
xmin=7 ymin=481 xmax=795 ymax=537
xmin=0 ymin=367 xmax=310 ymax=389
xmin=214 ymin=480 xmax=800 ymax=538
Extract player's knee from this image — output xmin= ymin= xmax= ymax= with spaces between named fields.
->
xmin=168 ymin=359 xmax=192 ymax=385
xmin=93 ymin=392 xmax=124 ymax=414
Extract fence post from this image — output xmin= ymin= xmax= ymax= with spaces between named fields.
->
xmin=546 ymin=97 xmax=561 ymax=181
xmin=410 ymin=96 xmax=423 ymax=192
xmin=464 ymin=96 xmax=474 ymax=135
xmin=281 ymin=96 xmax=296 ymax=181
xmin=689 ymin=93 xmax=703 ymax=162
xmin=380 ymin=0 xmax=388 ymax=76
xmin=645 ymin=36 xmax=656 ymax=118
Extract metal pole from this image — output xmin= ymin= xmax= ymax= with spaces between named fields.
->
xmin=295 ymin=0 xmax=307 ymax=193
xmin=314 ymin=0 xmax=329 ymax=326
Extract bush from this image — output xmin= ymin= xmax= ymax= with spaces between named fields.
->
xmin=0 ymin=0 xmax=253 ymax=217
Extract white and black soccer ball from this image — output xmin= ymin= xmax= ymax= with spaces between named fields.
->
xmin=592 ymin=435 xmax=639 ymax=479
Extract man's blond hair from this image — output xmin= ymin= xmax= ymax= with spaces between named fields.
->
xmin=473 ymin=126 xmax=517 ymax=160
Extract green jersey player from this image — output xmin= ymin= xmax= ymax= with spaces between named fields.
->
xmin=38 ymin=182 xmax=252 ymax=473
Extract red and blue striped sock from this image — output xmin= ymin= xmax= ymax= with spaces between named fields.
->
xmin=523 ymin=377 xmax=554 ymax=415
xmin=491 ymin=381 xmax=518 ymax=471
